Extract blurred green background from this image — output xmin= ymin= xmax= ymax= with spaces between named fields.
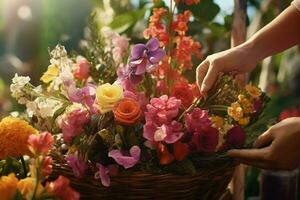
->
xmin=0 ymin=0 xmax=299 ymax=199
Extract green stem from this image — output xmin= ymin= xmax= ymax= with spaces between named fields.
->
xmin=20 ymin=156 xmax=27 ymax=178
xmin=32 ymin=157 xmax=41 ymax=200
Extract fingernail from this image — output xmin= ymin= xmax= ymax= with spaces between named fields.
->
xmin=200 ymin=84 xmax=207 ymax=94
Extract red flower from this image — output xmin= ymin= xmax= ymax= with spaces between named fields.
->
xmin=190 ymin=127 xmax=219 ymax=153
xmin=171 ymin=81 xmax=194 ymax=108
xmin=226 ymin=126 xmax=246 ymax=148
xmin=173 ymin=141 xmax=190 ymax=161
xmin=157 ymin=143 xmax=175 ymax=165
xmin=46 ymin=176 xmax=80 ymax=200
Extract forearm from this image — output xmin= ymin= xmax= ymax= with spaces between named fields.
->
xmin=241 ymin=5 xmax=300 ymax=62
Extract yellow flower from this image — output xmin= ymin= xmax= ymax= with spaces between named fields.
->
xmin=17 ymin=177 xmax=44 ymax=200
xmin=227 ymin=102 xmax=243 ymax=121
xmin=96 ymin=83 xmax=123 ymax=113
xmin=238 ymin=95 xmax=253 ymax=114
xmin=40 ymin=64 xmax=59 ymax=84
xmin=245 ymin=84 xmax=262 ymax=98
xmin=239 ymin=117 xmax=250 ymax=126
xmin=0 ymin=173 xmax=18 ymax=200
xmin=0 ymin=117 xmax=38 ymax=159
xmin=210 ymin=116 xmax=224 ymax=129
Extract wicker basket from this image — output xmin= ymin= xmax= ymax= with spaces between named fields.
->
xmin=50 ymin=152 xmax=236 ymax=200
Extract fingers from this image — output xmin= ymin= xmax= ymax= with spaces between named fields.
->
xmin=201 ymin=62 xmax=220 ymax=94
xmin=196 ymin=59 xmax=209 ymax=92
xmin=227 ymin=148 xmax=267 ymax=161
xmin=254 ymin=129 xmax=274 ymax=148
xmin=227 ymin=148 xmax=274 ymax=169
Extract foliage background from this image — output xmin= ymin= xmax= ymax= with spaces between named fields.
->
xmin=0 ymin=0 xmax=299 ymax=199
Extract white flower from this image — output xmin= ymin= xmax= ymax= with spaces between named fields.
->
xmin=34 ymin=97 xmax=63 ymax=118
xmin=10 ymin=74 xmax=30 ymax=100
xmin=26 ymin=101 xmax=38 ymax=118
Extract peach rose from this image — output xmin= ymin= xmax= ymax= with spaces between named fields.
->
xmin=113 ymin=98 xmax=141 ymax=126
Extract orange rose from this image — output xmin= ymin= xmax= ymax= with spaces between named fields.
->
xmin=113 ymin=98 xmax=141 ymax=126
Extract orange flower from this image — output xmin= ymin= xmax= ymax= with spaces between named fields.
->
xmin=113 ymin=98 xmax=141 ymax=126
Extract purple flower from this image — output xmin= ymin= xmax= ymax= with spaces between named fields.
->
xmin=185 ymin=108 xmax=212 ymax=133
xmin=225 ymin=126 xmax=246 ymax=148
xmin=190 ymin=127 xmax=219 ymax=153
xmin=94 ymin=163 xmax=118 ymax=187
xmin=253 ymin=99 xmax=263 ymax=114
xmin=108 ymin=146 xmax=141 ymax=169
xmin=117 ymin=38 xmax=165 ymax=85
xmin=65 ymin=154 xmax=88 ymax=178
xmin=130 ymin=38 xmax=165 ymax=74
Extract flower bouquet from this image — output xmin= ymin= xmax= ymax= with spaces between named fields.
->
xmin=7 ymin=1 xmax=270 ymax=199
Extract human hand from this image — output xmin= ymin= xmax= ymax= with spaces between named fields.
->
xmin=227 ymin=117 xmax=300 ymax=170
xmin=196 ymin=45 xmax=258 ymax=95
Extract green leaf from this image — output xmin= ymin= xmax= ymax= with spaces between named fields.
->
xmin=110 ymin=8 xmax=146 ymax=33
xmin=178 ymin=0 xmax=220 ymax=22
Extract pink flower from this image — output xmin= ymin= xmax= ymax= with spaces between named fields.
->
xmin=68 ymin=85 xmax=98 ymax=114
xmin=42 ymin=156 xmax=53 ymax=176
xmin=73 ymin=58 xmax=90 ymax=80
xmin=108 ymin=146 xmax=141 ymax=169
xmin=94 ymin=163 xmax=118 ymax=187
xmin=28 ymin=132 xmax=54 ymax=153
xmin=59 ymin=108 xmax=90 ymax=142
xmin=145 ymin=95 xmax=181 ymax=124
xmin=65 ymin=154 xmax=87 ymax=178
xmin=46 ymin=176 xmax=80 ymax=200
xmin=144 ymin=121 xmax=184 ymax=144
xmin=143 ymin=95 xmax=183 ymax=144
xmin=225 ymin=126 xmax=246 ymax=148
xmin=185 ymin=108 xmax=212 ymax=133
xmin=190 ymin=127 xmax=219 ymax=153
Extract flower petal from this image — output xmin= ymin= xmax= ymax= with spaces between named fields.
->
xmin=148 ymin=49 xmax=165 ymax=64
xmin=131 ymin=44 xmax=146 ymax=60
xmin=129 ymin=146 xmax=141 ymax=161
xmin=146 ymin=38 xmax=160 ymax=51
xmin=108 ymin=149 xmax=139 ymax=169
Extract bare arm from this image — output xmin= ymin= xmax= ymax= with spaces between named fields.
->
xmin=196 ymin=5 xmax=300 ymax=94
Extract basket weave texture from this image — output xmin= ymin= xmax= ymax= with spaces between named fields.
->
xmin=50 ymin=153 xmax=236 ymax=200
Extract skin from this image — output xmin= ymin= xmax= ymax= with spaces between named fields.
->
xmin=196 ymin=5 xmax=300 ymax=170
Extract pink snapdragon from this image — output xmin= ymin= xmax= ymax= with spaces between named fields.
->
xmin=59 ymin=108 xmax=90 ymax=142
xmin=28 ymin=131 xmax=54 ymax=153
xmin=94 ymin=163 xmax=118 ymax=187
xmin=42 ymin=156 xmax=53 ymax=176
xmin=65 ymin=154 xmax=88 ymax=178
xmin=143 ymin=95 xmax=183 ymax=144
xmin=108 ymin=146 xmax=141 ymax=169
